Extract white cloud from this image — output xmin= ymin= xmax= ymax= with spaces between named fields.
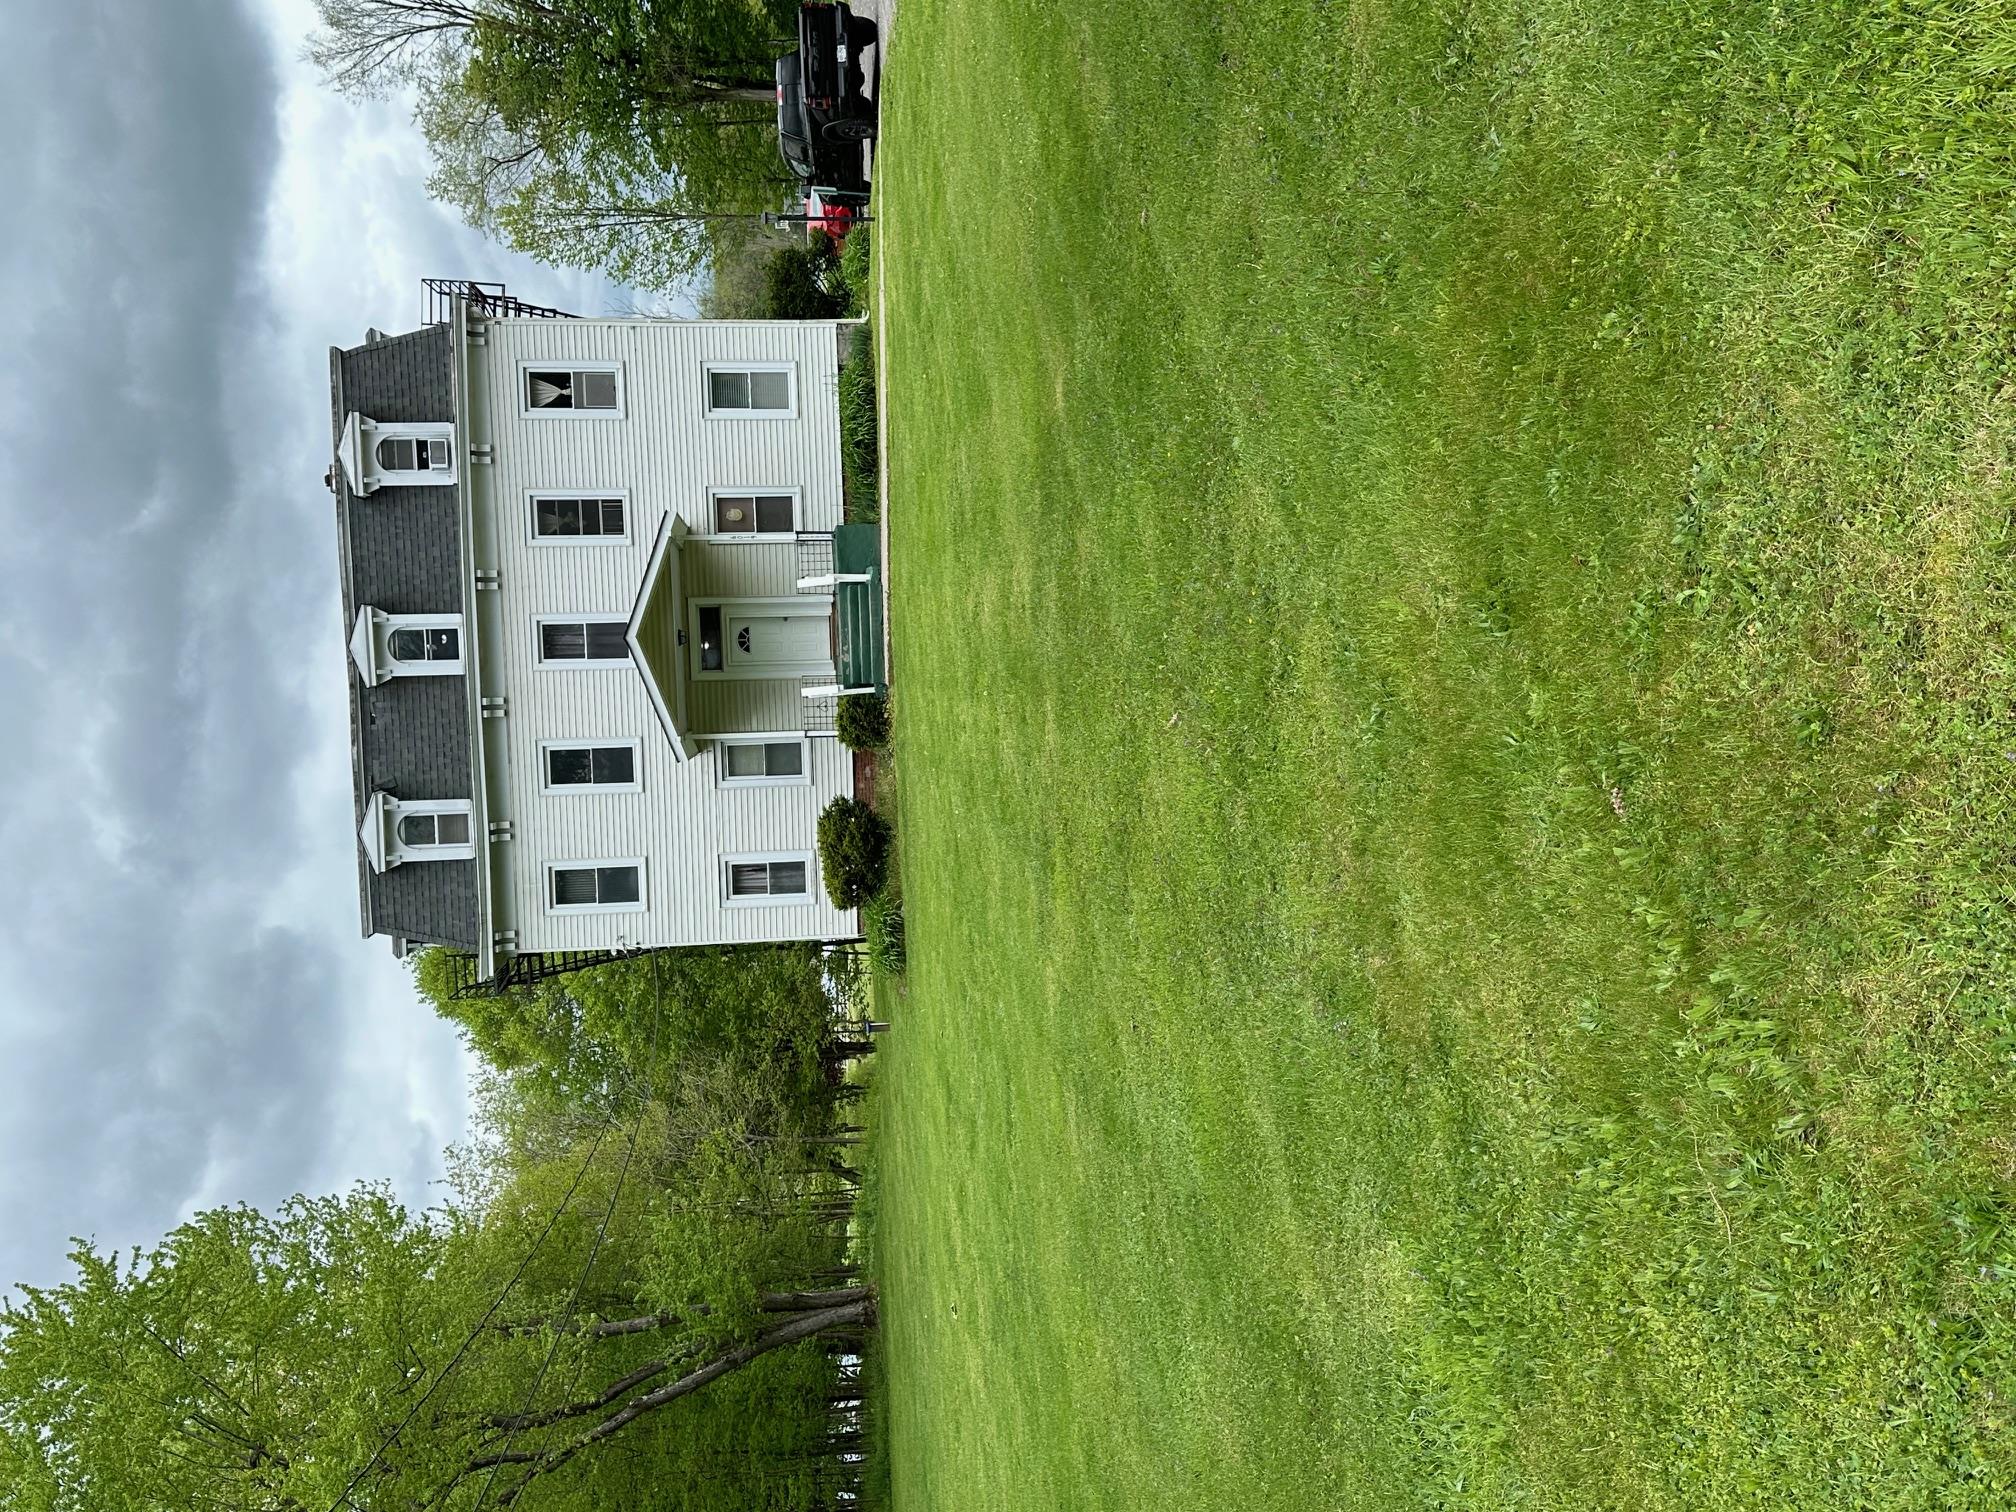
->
xmin=0 ymin=0 xmax=689 ymax=1296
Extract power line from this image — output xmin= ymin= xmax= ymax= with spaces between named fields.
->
xmin=321 ymin=1119 xmax=612 ymax=1512
xmin=320 ymin=961 xmax=663 ymax=1512
xmin=465 ymin=952 xmax=669 ymax=1512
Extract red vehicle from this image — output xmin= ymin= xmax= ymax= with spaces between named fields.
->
xmin=804 ymin=190 xmax=860 ymax=241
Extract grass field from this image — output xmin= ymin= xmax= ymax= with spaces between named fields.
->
xmin=872 ymin=2 xmax=2016 ymax=1506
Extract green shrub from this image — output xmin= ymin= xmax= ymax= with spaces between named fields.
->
xmin=863 ymin=890 xmax=906 ymax=974
xmin=762 ymin=232 xmax=848 ymax=319
xmin=817 ymin=797 xmax=890 ymax=908
xmin=839 ymin=326 xmax=879 ymax=511
xmin=839 ymin=225 xmax=873 ymax=314
xmin=836 ymin=692 xmax=890 ymax=750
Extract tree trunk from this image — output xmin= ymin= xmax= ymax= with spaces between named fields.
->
xmin=760 ymin=1286 xmax=873 ymax=1313
xmin=481 ymin=1297 xmax=877 ymax=1503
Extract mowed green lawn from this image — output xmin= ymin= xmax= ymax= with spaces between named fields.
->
xmin=873 ymin=2 xmax=2016 ymax=1506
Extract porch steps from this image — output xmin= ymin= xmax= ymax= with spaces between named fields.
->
xmin=832 ymin=523 xmax=884 ymax=691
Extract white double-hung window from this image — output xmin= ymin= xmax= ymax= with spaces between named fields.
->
xmin=548 ymin=861 xmax=645 ymax=913
xmin=522 ymin=363 xmax=622 ymax=416
xmin=724 ymin=854 xmax=813 ymax=904
xmin=708 ymin=490 xmax=798 ymax=539
xmin=536 ymin=616 xmax=630 ymax=667
xmin=541 ymin=741 xmax=641 ymax=793
xmin=705 ymin=364 xmax=794 ymax=418
xmin=531 ymin=493 xmax=628 ymax=542
xmin=717 ymin=737 xmax=809 ymax=787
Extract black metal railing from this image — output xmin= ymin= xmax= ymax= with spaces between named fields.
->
xmin=440 ymin=947 xmax=653 ymax=999
xmin=801 ymin=676 xmax=838 ymax=734
xmin=423 ymin=278 xmax=577 ymax=327
xmin=795 ymin=533 xmax=835 ymax=589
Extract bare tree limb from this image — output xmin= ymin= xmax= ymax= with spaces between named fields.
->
xmin=471 ymin=1298 xmax=875 ymax=1503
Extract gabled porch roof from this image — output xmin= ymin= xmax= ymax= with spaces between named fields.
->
xmin=626 ymin=513 xmax=700 ymax=761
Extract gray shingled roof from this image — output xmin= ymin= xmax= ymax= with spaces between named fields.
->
xmin=329 ymin=325 xmax=483 ymax=953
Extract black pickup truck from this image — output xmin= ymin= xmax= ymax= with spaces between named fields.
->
xmin=775 ymin=2 xmax=877 ymax=201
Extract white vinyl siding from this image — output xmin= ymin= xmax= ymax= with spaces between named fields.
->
xmin=469 ymin=316 xmax=856 ymax=952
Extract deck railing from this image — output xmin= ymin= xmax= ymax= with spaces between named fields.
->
xmin=423 ymin=278 xmax=577 ymax=327
xmin=796 ymin=534 xmax=836 ymax=589
xmin=439 ymin=947 xmax=652 ymax=999
xmin=801 ymin=677 xmax=839 ymax=734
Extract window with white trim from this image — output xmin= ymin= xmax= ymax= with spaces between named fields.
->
xmin=725 ymin=855 xmax=812 ymax=903
xmin=350 ymin=608 xmax=464 ymax=685
xmin=549 ymin=862 xmax=644 ymax=912
xmin=533 ymin=494 xmax=627 ymax=541
xmin=705 ymin=364 xmax=794 ymax=417
xmin=339 ymin=414 xmax=455 ymax=494
xmin=537 ymin=617 xmax=630 ymax=666
xmin=363 ymin=795 xmax=477 ymax=871
xmin=523 ymin=365 xmax=621 ymax=415
xmin=389 ymin=625 xmax=461 ymax=665
xmin=709 ymin=491 xmax=797 ymax=538
xmin=397 ymin=810 xmax=471 ymax=848
xmin=377 ymin=434 xmax=452 ymax=474
xmin=543 ymin=742 xmax=640 ymax=792
xmin=717 ymin=738 xmax=808 ymax=786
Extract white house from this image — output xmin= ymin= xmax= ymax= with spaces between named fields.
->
xmin=327 ymin=284 xmax=882 ymax=989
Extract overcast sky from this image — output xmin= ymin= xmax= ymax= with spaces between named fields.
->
xmin=0 ymin=0 xmax=673 ymax=1297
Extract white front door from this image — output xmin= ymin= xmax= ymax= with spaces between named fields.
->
xmin=726 ymin=610 xmax=830 ymax=671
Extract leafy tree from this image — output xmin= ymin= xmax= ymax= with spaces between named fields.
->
xmin=700 ymin=224 xmax=803 ymax=317
xmin=414 ymin=946 xmax=842 ymax=1123
xmin=309 ymin=0 xmax=788 ymax=103
xmin=762 ymin=232 xmax=848 ymax=318
xmin=310 ymin=0 xmax=798 ymax=289
xmin=0 ymin=1158 xmax=870 ymax=1509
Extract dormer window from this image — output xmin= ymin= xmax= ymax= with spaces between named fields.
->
xmin=358 ymin=792 xmax=476 ymax=873
xmin=398 ymin=810 xmax=471 ymax=848
xmin=350 ymin=607 xmax=465 ymax=685
xmin=336 ymin=413 xmax=456 ymax=494
xmin=389 ymin=625 xmax=460 ymax=665
xmin=377 ymin=435 xmax=451 ymax=473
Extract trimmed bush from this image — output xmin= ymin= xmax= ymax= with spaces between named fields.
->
xmin=836 ymin=692 xmax=890 ymax=750
xmin=817 ymin=797 xmax=890 ymax=908
xmin=863 ymin=890 xmax=906 ymax=975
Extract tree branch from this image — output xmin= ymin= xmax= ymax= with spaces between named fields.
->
xmin=475 ymin=1298 xmax=875 ymax=1503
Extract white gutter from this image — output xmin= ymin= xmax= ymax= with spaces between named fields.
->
xmin=450 ymin=298 xmax=498 ymax=984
